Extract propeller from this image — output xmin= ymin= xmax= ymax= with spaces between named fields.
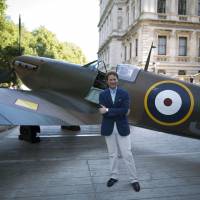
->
xmin=144 ymin=42 xmax=156 ymax=71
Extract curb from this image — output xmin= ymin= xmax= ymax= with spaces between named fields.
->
xmin=0 ymin=126 xmax=14 ymax=132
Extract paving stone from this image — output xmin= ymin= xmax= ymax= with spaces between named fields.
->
xmin=0 ymin=126 xmax=199 ymax=200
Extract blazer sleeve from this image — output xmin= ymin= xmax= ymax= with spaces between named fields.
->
xmin=99 ymin=92 xmax=106 ymax=106
xmin=106 ymin=92 xmax=130 ymax=117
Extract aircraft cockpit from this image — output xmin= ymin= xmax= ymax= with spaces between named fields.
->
xmin=84 ymin=60 xmax=107 ymax=104
xmin=82 ymin=60 xmax=107 ymax=72
xmin=85 ymin=60 xmax=107 ymax=90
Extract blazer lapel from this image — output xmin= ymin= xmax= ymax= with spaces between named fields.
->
xmin=106 ymin=89 xmax=114 ymax=105
xmin=113 ymin=88 xmax=119 ymax=105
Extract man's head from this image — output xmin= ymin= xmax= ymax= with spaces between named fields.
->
xmin=106 ymin=71 xmax=118 ymax=89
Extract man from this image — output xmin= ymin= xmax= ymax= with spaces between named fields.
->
xmin=99 ymin=71 xmax=140 ymax=192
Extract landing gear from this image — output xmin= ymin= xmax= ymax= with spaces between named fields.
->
xmin=61 ymin=125 xmax=81 ymax=131
xmin=19 ymin=126 xmax=40 ymax=143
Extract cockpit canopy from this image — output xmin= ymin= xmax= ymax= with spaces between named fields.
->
xmin=84 ymin=60 xmax=141 ymax=82
xmin=116 ymin=64 xmax=141 ymax=82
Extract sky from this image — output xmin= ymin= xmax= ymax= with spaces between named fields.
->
xmin=6 ymin=0 xmax=100 ymax=61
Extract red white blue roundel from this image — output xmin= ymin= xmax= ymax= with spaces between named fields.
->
xmin=144 ymin=80 xmax=194 ymax=126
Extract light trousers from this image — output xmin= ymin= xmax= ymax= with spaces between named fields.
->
xmin=105 ymin=124 xmax=138 ymax=183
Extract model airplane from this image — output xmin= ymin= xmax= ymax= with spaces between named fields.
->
xmin=0 ymin=47 xmax=200 ymax=143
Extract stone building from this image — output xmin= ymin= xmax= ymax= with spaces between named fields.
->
xmin=98 ymin=0 xmax=200 ymax=78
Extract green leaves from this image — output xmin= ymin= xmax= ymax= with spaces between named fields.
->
xmin=0 ymin=0 xmax=6 ymax=17
xmin=0 ymin=0 xmax=87 ymax=72
xmin=32 ymin=27 xmax=87 ymax=64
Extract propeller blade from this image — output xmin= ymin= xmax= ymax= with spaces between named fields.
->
xmin=144 ymin=42 xmax=156 ymax=71
xmin=18 ymin=14 xmax=22 ymax=56
xmin=0 ymin=69 xmax=14 ymax=84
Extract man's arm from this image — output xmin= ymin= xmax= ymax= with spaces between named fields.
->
xmin=106 ymin=95 xmax=129 ymax=117
xmin=100 ymin=93 xmax=130 ymax=117
xmin=99 ymin=92 xmax=108 ymax=114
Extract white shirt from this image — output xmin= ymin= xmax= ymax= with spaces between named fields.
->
xmin=109 ymin=87 xmax=117 ymax=103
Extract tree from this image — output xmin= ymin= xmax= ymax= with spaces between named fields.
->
xmin=0 ymin=19 xmax=19 ymax=69
xmin=0 ymin=1 xmax=87 ymax=70
xmin=61 ymin=42 xmax=87 ymax=64
xmin=32 ymin=26 xmax=87 ymax=64
xmin=0 ymin=0 xmax=6 ymax=17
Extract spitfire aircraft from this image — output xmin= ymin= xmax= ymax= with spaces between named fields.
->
xmin=0 ymin=43 xmax=200 ymax=142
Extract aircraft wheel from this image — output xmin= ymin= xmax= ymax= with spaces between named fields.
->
xmin=19 ymin=125 xmax=40 ymax=143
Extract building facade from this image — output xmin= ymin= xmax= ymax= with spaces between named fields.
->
xmin=98 ymin=0 xmax=200 ymax=78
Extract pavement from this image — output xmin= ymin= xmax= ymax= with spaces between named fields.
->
xmin=0 ymin=125 xmax=200 ymax=200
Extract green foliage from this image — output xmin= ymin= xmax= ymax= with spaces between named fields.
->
xmin=0 ymin=19 xmax=19 ymax=69
xmin=0 ymin=21 xmax=88 ymax=69
xmin=0 ymin=1 xmax=88 ymax=86
xmin=60 ymin=42 xmax=87 ymax=64
xmin=0 ymin=0 xmax=6 ymax=17
xmin=32 ymin=26 xmax=87 ymax=64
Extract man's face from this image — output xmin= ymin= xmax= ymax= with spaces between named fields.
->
xmin=107 ymin=74 xmax=118 ymax=89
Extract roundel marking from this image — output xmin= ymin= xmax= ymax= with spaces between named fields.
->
xmin=154 ymin=90 xmax=182 ymax=115
xmin=144 ymin=80 xmax=194 ymax=126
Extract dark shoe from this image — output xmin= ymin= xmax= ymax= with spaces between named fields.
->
xmin=107 ymin=178 xmax=118 ymax=187
xmin=132 ymin=182 xmax=140 ymax=192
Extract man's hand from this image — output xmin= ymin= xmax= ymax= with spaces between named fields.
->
xmin=99 ymin=105 xmax=108 ymax=114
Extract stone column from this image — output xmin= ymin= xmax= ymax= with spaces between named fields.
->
xmin=190 ymin=31 xmax=197 ymax=60
xmin=170 ymin=0 xmax=177 ymax=20
xmin=169 ymin=30 xmax=176 ymax=62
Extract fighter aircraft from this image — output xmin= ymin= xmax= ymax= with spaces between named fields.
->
xmin=0 ymin=42 xmax=200 ymax=143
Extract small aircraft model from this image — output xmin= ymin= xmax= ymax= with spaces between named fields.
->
xmin=0 ymin=42 xmax=200 ymax=143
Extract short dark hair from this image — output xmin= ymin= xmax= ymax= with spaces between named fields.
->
xmin=105 ymin=71 xmax=118 ymax=80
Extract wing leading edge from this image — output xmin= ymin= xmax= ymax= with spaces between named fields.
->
xmin=0 ymin=88 xmax=100 ymax=126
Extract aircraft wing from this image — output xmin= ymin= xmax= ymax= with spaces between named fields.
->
xmin=0 ymin=88 xmax=100 ymax=126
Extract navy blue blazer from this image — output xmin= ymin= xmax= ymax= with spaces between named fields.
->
xmin=99 ymin=87 xmax=130 ymax=136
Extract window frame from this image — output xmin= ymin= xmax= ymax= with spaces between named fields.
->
xmin=135 ymin=39 xmax=138 ymax=57
xmin=158 ymin=35 xmax=167 ymax=55
xmin=179 ymin=37 xmax=187 ymax=56
xmin=178 ymin=0 xmax=187 ymax=15
xmin=157 ymin=0 xmax=166 ymax=14
xmin=198 ymin=0 xmax=200 ymax=16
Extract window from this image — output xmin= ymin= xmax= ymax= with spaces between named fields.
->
xmin=158 ymin=36 xmax=167 ymax=55
xmin=127 ymin=6 xmax=129 ymax=26
xmin=178 ymin=70 xmax=186 ymax=75
xmin=178 ymin=0 xmax=186 ymax=15
xmin=125 ymin=46 xmax=127 ymax=61
xmin=139 ymin=0 xmax=141 ymax=14
xmin=132 ymin=5 xmax=135 ymax=21
xmin=199 ymin=38 xmax=200 ymax=57
xmin=179 ymin=37 xmax=187 ymax=56
xmin=158 ymin=69 xmax=166 ymax=74
xmin=117 ymin=16 xmax=123 ymax=29
xmin=198 ymin=0 xmax=200 ymax=16
xmin=135 ymin=39 xmax=138 ymax=57
xmin=129 ymin=43 xmax=132 ymax=59
xmin=157 ymin=0 xmax=166 ymax=13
